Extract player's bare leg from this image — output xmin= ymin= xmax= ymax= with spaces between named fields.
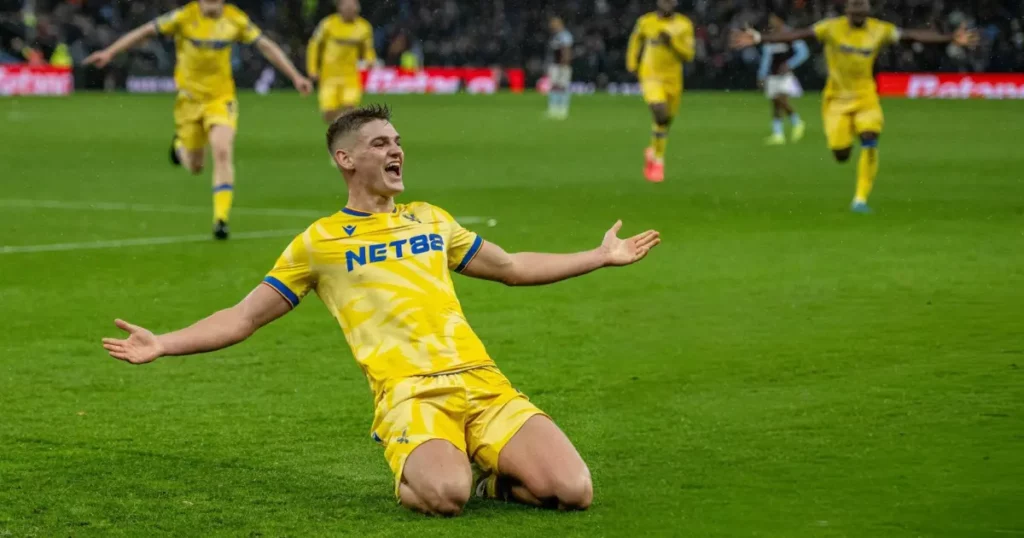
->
xmin=399 ymin=439 xmax=472 ymax=517
xmin=209 ymin=125 xmax=236 ymax=239
xmin=766 ymin=98 xmax=786 ymax=145
xmin=482 ymin=415 xmax=592 ymax=510
xmin=173 ymin=144 xmax=205 ymax=175
xmin=778 ymin=95 xmax=805 ymax=142
xmin=852 ymin=131 xmax=879 ymax=213
xmin=645 ymin=103 xmax=670 ymax=183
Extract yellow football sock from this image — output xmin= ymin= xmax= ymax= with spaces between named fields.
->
xmin=213 ymin=185 xmax=233 ymax=222
xmin=854 ymin=147 xmax=879 ymax=203
xmin=651 ymin=124 xmax=668 ymax=161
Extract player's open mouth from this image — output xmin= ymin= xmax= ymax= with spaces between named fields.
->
xmin=385 ymin=162 xmax=402 ymax=178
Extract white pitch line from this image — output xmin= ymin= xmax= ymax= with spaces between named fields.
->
xmin=0 ymin=198 xmax=325 ymax=218
xmin=0 ymin=229 xmax=297 ymax=255
xmin=0 ymin=198 xmax=491 ymax=225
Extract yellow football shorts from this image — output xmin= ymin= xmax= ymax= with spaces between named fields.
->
xmin=641 ymin=78 xmax=683 ymax=117
xmin=822 ymin=97 xmax=884 ymax=150
xmin=370 ymin=366 xmax=546 ymax=496
xmin=318 ymin=76 xmax=363 ymax=112
xmin=174 ymin=93 xmax=238 ymax=150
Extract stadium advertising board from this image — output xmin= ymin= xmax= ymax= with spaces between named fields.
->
xmin=878 ymin=73 xmax=1024 ymax=99
xmin=124 ymin=67 xmax=525 ymax=94
xmin=362 ymin=67 xmax=524 ymax=94
xmin=0 ymin=64 xmax=73 ymax=96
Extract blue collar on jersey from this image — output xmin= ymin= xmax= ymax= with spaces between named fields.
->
xmin=341 ymin=206 xmax=399 ymax=217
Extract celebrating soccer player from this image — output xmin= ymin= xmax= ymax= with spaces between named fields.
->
xmin=732 ymin=0 xmax=977 ymax=213
xmin=546 ymin=16 xmax=574 ymax=120
xmin=307 ymin=0 xmax=376 ymax=124
xmin=626 ymin=0 xmax=695 ymax=183
xmin=756 ymin=13 xmax=809 ymax=146
xmin=101 ymin=105 xmax=661 ymax=516
xmin=84 ymin=0 xmax=313 ymax=240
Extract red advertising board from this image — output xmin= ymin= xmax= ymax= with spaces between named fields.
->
xmin=877 ymin=72 xmax=1024 ymax=99
xmin=0 ymin=64 xmax=73 ymax=96
xmin=360 ymin=67 xmax=525 ymax=94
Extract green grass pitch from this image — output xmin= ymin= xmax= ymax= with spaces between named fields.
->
xmin=1 ymin=91 xmax=1022 ymax=537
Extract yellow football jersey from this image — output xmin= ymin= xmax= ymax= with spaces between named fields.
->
xmin=153 ymin=2 xmax=262 ymax=101
xmin=813 ymin=17 xmax=900 ymax=102
xmin=626 ymin=12 xmax=695 ymax=82
xmin=263 ymin=202 xmax=492 ymax=392
xmin=307 ymin=15 xmax=376 ymax=80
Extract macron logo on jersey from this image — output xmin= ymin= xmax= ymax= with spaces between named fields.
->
xmin=345 ymin=233 xmax=445 ymax=271
xmin=343 ymin=225 xmax=356 ymax=236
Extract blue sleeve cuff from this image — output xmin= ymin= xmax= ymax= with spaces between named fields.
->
xmin=787 ymin=40 xmax=810 ymax=69
xmin=454 ymin=235 xmax=483 ymax=273
xmin=263 ymin=276 xmax=300 ymax=307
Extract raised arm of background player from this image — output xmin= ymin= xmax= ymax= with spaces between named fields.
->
xmin=625 ymin=21 xmax=643 ymax=74
xmin=84 ymin=20 xmax=312 ymax=94
xmin=101 ymin=222 xmax=660 ymax=364
xmin=730 ymin=21 xmax=978 ymax=49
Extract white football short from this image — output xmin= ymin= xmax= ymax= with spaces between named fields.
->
xmin=765 ymin=73 xmax=803 ymax=99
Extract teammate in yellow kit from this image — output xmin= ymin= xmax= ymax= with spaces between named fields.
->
xmin=85 ymin=0 xmax=312 ymax=239
xmin=731 ymin=0 xmax=977 ymax=213
xmin=626 ymin=0 xmax=694 ymax=183
xmin=307 ymin=0 xmax=376 ymax=123
xmin=101 ymin=105 xmax=661 ymax=516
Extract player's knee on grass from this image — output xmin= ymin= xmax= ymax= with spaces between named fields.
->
xmin=400 ymin=474 xmax=471 ymax=517
xmin=399 ymin=439 xmax=472 ymax=517
xmin=528 ymin=470 xmax=593 ymax=510
xmin=833 ymin=147 xmax=852 ymax=163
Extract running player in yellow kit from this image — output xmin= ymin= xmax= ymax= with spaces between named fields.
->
xmin=307 ymin=0 xmax=376 ymax=123
xmin=626 ymin=0 xmax=694 ymax=183
xmin=731 ymin=0 xmax=976 ymax=213
xmin=101 ymin=105 xmax=661 ymax=516
xmin=85 ymin=0 xmax=312 ymax=239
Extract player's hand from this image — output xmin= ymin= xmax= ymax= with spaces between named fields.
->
xmin=953 ymin=23 xmax=980 ymax=48
xmin=293 ymin=75 xmax=313 ymax=96
xmin=729 ymin=27 xmax=759 ymax=49
xmin=600 ymin=220 xmax=660 ymax=266
xmin=84 ymin=49 xmax=114 ymax=68
xmin=102 ymin=319 xmax=164 ymax=365
xmin=757 ymin=78 xmax=765 ymax=89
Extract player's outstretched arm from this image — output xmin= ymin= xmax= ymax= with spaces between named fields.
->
xmin=730 ymin=27 xmax=816 ymax=49
xmin=101 ymin=284 xmax=292 ymax=365
xmin=900 ymin=23 xmax=978 ymax=47
xmin=255 ymin=38 xmax=313 ymax=95
xmin=625 ymin=23 xmax=643 ymax=74
xmin=461 ymin=221 xmax=660 ymax=286
xmin=83 ymin=23 xmax=158 ymax=68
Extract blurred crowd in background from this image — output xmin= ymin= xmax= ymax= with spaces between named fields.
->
xmin=2 ymin=0 xmax=1023 ymax=91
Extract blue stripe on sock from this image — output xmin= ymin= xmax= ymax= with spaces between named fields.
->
xmin=861 ymin=139 xmax=879 ymax=148
xmin=213 ymin=184 xmax=234 ymax=192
